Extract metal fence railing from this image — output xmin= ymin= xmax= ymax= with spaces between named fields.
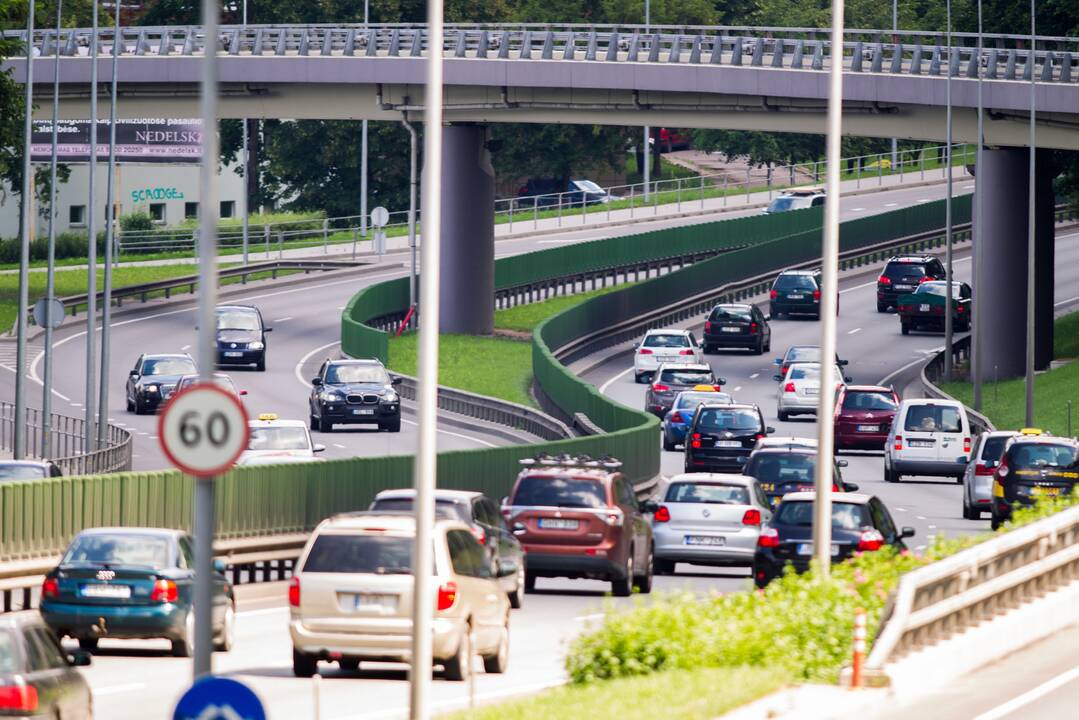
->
xmin=0 ymin=402 xmax=132 ymax=476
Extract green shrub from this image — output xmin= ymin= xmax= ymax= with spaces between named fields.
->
xmin=120 ymin=212 xmax=155 ymax=232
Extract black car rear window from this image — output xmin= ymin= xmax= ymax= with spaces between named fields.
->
xmin=369 ymin=498 xmax=472 ymax=524
xmin=710 ymin=307 xmax=752 ymax=322
xmin=774 ymin=501 xmax=870 ymax=530
xmin=696 ymin=408 xmax=761 ymax=432
xmin=665 ymin=483 xmax=750 ymax=505
xmin=63 ymin=534 xmax=171 ymax=568
xmin=512 ymin=476 xmax=607 ymax=509
xmin=746 ymin=453 xmax=815 ymax=483
xmin=0 ymin=464 xmax=47 ymax=480
xmin=775 ymin=274 xmax=817 ymax=290
xmin=643 ymin=334 xmax=690 ymax=348
xmin=658 ymin=369 xmax=714 ymax=386
xmin=884 ymin=262 xmax=927 ymax=279
xmin=1007 ymin=443 xmax=1078 ymax=471
xmin=842 ymin=391 xmax=897 ymax=411
xmin=903 ymin=405 xmax=962 ymax=433
xmin=303 ymin=534 xmax=415 ymax=574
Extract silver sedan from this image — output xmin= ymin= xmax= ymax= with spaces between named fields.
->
xmin=775 ymin=362 xmax=850 ymax=421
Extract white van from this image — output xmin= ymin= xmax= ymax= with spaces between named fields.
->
xmin=884 ymin=399 xmax=972 ymax=483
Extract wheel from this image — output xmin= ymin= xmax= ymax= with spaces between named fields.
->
xmin=292 ymin=648 xmax=318 ymax=678
xmin=901 ymin=322 xmax=910 ymax=336
xmin=884 ymin=464 xmax=899 ymax=483
xmin=171 ymin=612 xmax=195 ymax=658
xmin=508 ymin=567 xmax=524 ymax=609
xmin=653 ymin=557 xmax=675 ymax=576
xmin=339 ymin=658 xmax=360 ymax=672
xmin=382 ymin=418 xmax=401 ymax=433
xmin=78 ymin=638 xmax=98 ymax=652
xmin=442 ymin=628 xmax=472 ymax=682
xmin=214 ymin=602 xmax=236 ymax=652
xmin=634 ymin=373 xmax=645 ymax=384
xmin=482 ymin=620 xmax=510 ymax=674
xmin=256 ymin=357 xmax=266 ymax=372
xmin=317 ymin=415 xmax=332 ymax=433
xmin=635 ymin=546 xmax=654 ymax=594
xmin=134 ymin=397 xmax=146 ymax=415
xmin=956 ymin=475 xmax=965 ymax=484
xmin=764 ymin=338 xmax=771 ymax=352
xmin=611 ymin=550 xmax=634 ymax=597
xmin=962 ymin=501 xmax=978 ymax=520
xmin=309 ymin=415 xmax=318 ymax=431
xmin=877 ymin=302 xmax=887 ymax=313
xmin=662 ymin=435 xmax=677 ymax=452
xmin=778 ymin=410 xmax=789 ymax=422
xmin=753 ymin=338 xmax=764 ymax=356
xmin=126 ymin=395 xmax=134 ymax=412
xmin=524 ymin=571 xmax=537 ymax=593
xmin=990 ymin=515 xmax=1003 ymax=531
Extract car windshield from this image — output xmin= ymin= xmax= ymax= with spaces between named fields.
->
xmin=0 ymin=464 xmax=47 ymax=480
xmin=767 ymin=197 xmax=795 ymax=212
xmin=903 ymin=405 xmax=962 ymax=433
xmin=696 ymin=408 xmax=761 ymax=432
xmin=710 ymin=307 xmax=752 ymax=322
xmin=980 ymin=436 xmax=1011 ymax=462
xmin=842 ymin=391 xmax=897 ymax=412
xmin=746 ymin=453 xmax=815 ymax=483
xmin=302 ymin=534 xmax=416 ymax=574
xmin=511 ymin=476 xmax=606 ymax=509
xmin=142 ymin=358 xmax=196 ymax=376
xmin=643 ymin=334 xmax=690 ymax=348
xmin=1009 ymin=444 xmax=1078 ymax=469
xmin=658 ymin=369 xmax=713 ymax=386
xmin=884 ymin=262 xmax=927 ymax=279
xmin=574 ymin=180 xmax=603 ymax=193
xmin=247 ymin=427 xmax=310 ymax=451
xmin=369 ymin=498 xmax=472 ymax=523
xmin=675 ymin=392 xmax=730 ymax=409
xmin=63 ymin=534 xmax=171 ymax=567
xmin=774 ymin=501 xmax=870 ymax=530
xmin=325 ymin=364 xmax=390 ymax=384
xmin=216 ymin=309 xmax=261 ymax=331
xmin=665 ymin=482 xmax=750 ymax=505
xmin=775 ymin=274 xmax=816 ymax=290
xmin=786 ymin=347 xmax=820 ymax=363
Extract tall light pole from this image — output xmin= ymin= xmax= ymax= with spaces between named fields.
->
xmin=943 ymin=0 xmax=954 ymax=381
xmin=14 ymin=0 xmax=35 ymax=460
xmin=42 ymin=0 xmax=64 ymax=458
xmin=401 ymin=118 xmax=418 ymax=309
xmin=85 ymin=0 xmax=100 ymax=451
xmin=240 ymin=0 xmax=248 ymax=265
xmin=891 ymin=0 xmax=898 ymax=169
xmin=972 ymin=0 xmax=984 ymax=410
xmin=642 ymin=0 xmax=650 ymax=201
xmin=1024 ymin=0 xmax=1036 ymax=426
xmin=813 ymin=0 xmax=845 ymax=577
xmin=98 ymin=0 xmax=121 ymax=445
xmin=360 ymin=0 xmax=369 ymax=246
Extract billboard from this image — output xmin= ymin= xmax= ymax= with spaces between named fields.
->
xmin=30 ymin=118 xmax=203 ymax=163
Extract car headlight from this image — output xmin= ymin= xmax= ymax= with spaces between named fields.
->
xmin=382 ymin=391 xmax=398 ymax=403
xmin=319 ymin=391 xmax=344 ymax=403
xmin=144 ymin=384 xmax=159 ymax=393
xmin=248 ymin=341 xmax=264 ymax=350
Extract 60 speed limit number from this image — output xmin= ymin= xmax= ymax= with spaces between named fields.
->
xmin=158 ymin=383 xmax=250 ymax=477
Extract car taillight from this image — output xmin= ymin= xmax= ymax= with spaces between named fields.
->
xmin=757 ymin=528 xmax=780 ymax=548
xmin=652 ymin=384 xmax=670 ymax=392
xmin=812 ymin=290 xmax=821 ymax=301
xmin=919 ymin=276 xmax=933 ymax=283
xmin=894 ymin=435 xmax=903 ymax=451
xmin=878 ymin=275 xmax=891 ymax=285
xmin=957 ymin=305 xmax=965 ymax=313
xmin=997 ymin=458 xmax=1010 ymax=477
xmin=770 ymin=289 xmax=778 ymax=299
xmin=0 ymin=685 xmax=38 ymax=712
xmin=41 ymin=577 xmax=58 ymax=599
xmin=670 ymin=412 xmax=684 ymax=423
xmin=678 ymin=349 xmax=695 ymax=355
xmin=704 ymin=321 xmax=712 ymax=331
xmin=654 ymin=505 xmax=671 ymax=522
xmin=151 ymin=579 xmax=178 ymax=603
xmin=437 ymin=581 xmax=458 ymax=611
xmin=832 ymin=482 xmax=841 ymax=492
xmin=975 ymin=464 xmax=995 ymax=476
xmin=742 ymin=509 xmax=761 ymax=526
xmin=638 ymin=348 xmax=653 ymax=355
xmin=858 ymin=529 xmax=885 ymax=551
xmin=288 ymin=577 xmax=301 ymax=607
xmin=691 ymin=433 xmax=701 ymax=449
xmin=963 ymin=437 xmax=971 ymax=454
xmin=784 ymin=382 xmax=796 ymax=393
xmin=470 ymin=525 xmax=486 ymax=545
xmin=749 ymin=322 xmax=758 ymax=334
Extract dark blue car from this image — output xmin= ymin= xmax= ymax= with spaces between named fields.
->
xmin=661 ymin=390 xmax=733 ymax=451
xmin=40 ymin=527 xmax=235 ymax=657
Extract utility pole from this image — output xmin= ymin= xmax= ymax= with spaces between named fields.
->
xmin=943 ymin=0 xmax=954 ymax=382
xmin=43 ymin=0 xmax=63 ymax=459
xmin=85 ymin=0 xmax=100 ymax=451
xmin=241 ymin=0 xmax=248 ymax=265
xmin=642 ymin=0 xmax=650 ymax=202
xmin=972 ymin=0 xmax=985 ymax=410
xmin=890 ymin=0 xmax=898 ymax=169
xmin=402 ymin=118 xmax=418 ymax=309
xmin=1025 ymin=0 xmax=1036 ymax=426
xmin=360 ymin=0 xmax=369 ymax=248
xmin=14 ymin=0 xmax=35 ymax=460
xmin=99 ymin=0 xmax=122 ymax=444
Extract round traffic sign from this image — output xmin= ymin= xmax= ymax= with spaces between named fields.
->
xmin=173 ymin=676 xmax=265 ymax=720
xmin=32 ymin=298 xmax=65 ymax=329
xmin=158 ymin=383 xmax=250 ymax=477
xmin=370 ymin=205 xmax=390 ymax=228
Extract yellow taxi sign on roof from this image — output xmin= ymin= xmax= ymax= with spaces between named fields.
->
xmin=692 ymin=384 xmax=720 ymax=392
xmin=257 ymin=413 xmax=278 ymax=421
xmin=1018 ymin=427 xmax=1043 ymax=436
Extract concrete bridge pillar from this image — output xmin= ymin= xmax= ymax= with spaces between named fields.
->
xmin=975 ymin=147 xmax=1055 ymax=381
xmin=439 ymin=124 xmax=495 ymax=335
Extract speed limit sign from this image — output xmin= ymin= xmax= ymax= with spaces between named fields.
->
xmin=158 ymin=383 xmax=250 ymax=477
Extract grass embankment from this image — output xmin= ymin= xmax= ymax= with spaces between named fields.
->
xmin=385 ymin=285 xmax=624 ymax=406
xmin=940 ymin=312 xmax=1079 ymax=436
xmin=441 ymin=666 xmax=785 ymax=720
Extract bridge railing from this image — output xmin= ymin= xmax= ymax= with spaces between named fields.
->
xmin=0 ymin=402 xmax=132 ymax=476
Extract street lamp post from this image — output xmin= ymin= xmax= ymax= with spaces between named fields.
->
xmin=943 ymin=0 xmax=954 ymax=382
xmin=98 ymin=0 xmax=122 ymax=445
xmin=240 ymin=0 xmax=248 ymax=265
xmin=360 ymin=0 xmax=369 ymax=247
xmin=972 ymin=0 xmax=985 ymax=410
xmin=42 ymin=0 xmax=64 ymax=458
xmin=1025 ymin=0 xmax=1036 ymax=425
xmin=14 ymin=0 xmax=35 ymax=460
xmin=85 ymin=0 xmax=100 ymax=451
xmin=642 ymin=0 xmax=650 ymax=201
xmin=891 ymin=0 xmax=898 ymax=168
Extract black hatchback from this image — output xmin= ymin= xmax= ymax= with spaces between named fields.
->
xmin=216 ymin=304 xmax=271 ymax=371
xmin=0 ymin=613 xmax=92 ymax=719
xmin=702 ymin=303 xmax=771 ymax=355
xmin=990 ymin=436 xmax=1078 ymax=530
xmin=684 ymin=403 xmax=774 ymax=473
xmin=769 ymin=270 xmax=823 ymax=318
xmin=743 ymin=446 xmax=856 ymax=508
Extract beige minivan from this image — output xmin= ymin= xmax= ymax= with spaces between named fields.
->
xmin=288 ymin=512 xmax=510 ymax=680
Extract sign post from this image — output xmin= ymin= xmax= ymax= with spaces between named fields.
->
xmin=371 ymin=205 xmax=389 ymax=257
xmin=173 ymin=676 xmax=265 ymax=720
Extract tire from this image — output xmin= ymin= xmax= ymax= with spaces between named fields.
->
xmin=309 ymin=415 xmax=318 ymax=431
xmin=611 ymin=550 xmax=634 ymax=597
xmin=901 ymin=322 xmax=910 ymax=336
xmin=962 ymin=501 xmax=978 ymax=520
xmin=78 ymin=638 xmax=99 ymax=652
xmin=214 ymin=602 xmax=236 ymax=652
xmin=524 ymin=571 xmax=537 ymax=593
xmin=778 ymin=410 xmax=789 ymax=422
xmin=877 ymin=302 xmax=887 ymax=313
xmin=653 ymin=557 xmax=675 ymax=576
xmin=256 ymin=358 xmax=266 ymax=372
xmin=635 ymin=546 xmax=654 ymax=594
xmin=339 ymin=658 xmax=361 ymax=672
xmin=764 ymin=338 xmax=771 ymax=352
xmin=508 ymin=568 xmax=524 ymax=609
xmin=956 ymin=475 xmax=965 ymax=484
xmin=482 ymin=620 xmax=510 ymax=674
xmin=753 ymin=338 xmax=764 ymax=356
xmin=171 ymin=612 xmax=195 ymax=658
xmin=634 ymin=373 xmax=645 ymax=384
xmin=443 ymin=628 xmax=472 ymax=682
xmin=662 ymin=435 xmax=677 ymax=452
xmin=990 ymin=515 xmax=1003 ymax=531
xmin=292 ymin=648 xmax=318 ymax=678
xmin=126 ymin=395 xmax=135 ymax=412
xmin=884 ymin=464 xmax=899 ymax=483
xmin=383 ymin=418 xmax=401 ymax=433
xmin=134 ymin=397 xmax=146 ymax=415
xmin=317 ymin=415 xmax=332 ymax=433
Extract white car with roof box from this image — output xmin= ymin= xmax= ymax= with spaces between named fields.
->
xmin=236 ymin=414 xmax=325 ymax=465
xmin=884 ymin=399 xmax=972 ymax=483
xmin=634 ymin=329 xmax=703 ymax=383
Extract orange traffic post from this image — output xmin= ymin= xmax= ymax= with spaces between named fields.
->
xmin=851 ymin=606 xmax=867 ymax=688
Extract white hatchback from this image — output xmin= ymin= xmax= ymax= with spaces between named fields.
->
xmin=634 ymin=329 xmax=703 ymax=383
xmin=884 ymin=399 xmax=972 ymax=483
xmin=236 ymin=414 xmax=325 ymax=465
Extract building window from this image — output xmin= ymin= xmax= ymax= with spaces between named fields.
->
xmin=220 ymin=201 xmax=236 ymax=219
xmin=184 ymin=202 xmax=199 ymax=219
xmin=69 ymin=205 xmax=86 ymax=226
xmin=149 ymin=203 xmax=166 ymax=224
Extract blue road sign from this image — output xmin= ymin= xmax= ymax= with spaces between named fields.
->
xmin=173 ymin=676 xmax=266 ymax=720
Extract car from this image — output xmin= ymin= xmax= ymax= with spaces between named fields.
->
xmin=769 ymin=270 xmax=825 ymax=318
xmin=764 ymin=187 xmax=826 ymax=214
xmin=962 ymin=431 xmax=1021 ymax=520
xmin=773 ymin=345 xmax=848 ymax=380
xmin=516 ymin=178 xmax=610 ymax=208
xmin=753 ymin=436 xmax=819 ymax=451
xmin=125 ymin=353 xmax=197 ymax=414
xmin=743 ymin=444 xmax=857 ymax=508
xmin=753 ymin=492 xmax=915 ymax=587
xmin=237 ymin=414 xmax=326 ymax=465
xmin=369 ymin=489 xmax=526 ymax=609
xmin=502 ymin=454 xmax=653 ymax=597
xmin=644 ymin=473 xmax=773 ymax=574
xmin=633 ymin=329 xmax=703 ymax=383
xmin=0 ymin=459 xmax=62 ymax=481
xmin=644 ymin=363 xmax=721 ymax=418
xmin=897 ymin=281 xmax=973 ymax=334
xmin=989 ymin=435 xmax=1078 ymax=530
xmin=651 ymin=127 xmax=692 ymax=152
xmin=834 ymin=385 xmax=900 ymax=451
xmin=884 ymin=399 xmax=972 ymax=483
xmin=40 ymin=527 xmax=236 ymax=656
xmin=702 ymin=303 xmax=771 ymax=355
xmin=176 ymin=372 xmax=248 ymax=404
xmin=215 ymin=304 xmax=271 ymax=371
xmin=309 ymin=358 xmax=402 ymax=433
xmin=876 ymin=254 xmax=946 ymax=312
xmin=0 ymin=612 xmax=93 ymax=719
xmin=661 ymin=387 xmax=734 ymax=451
xmin=288 ymin=511 xmax=510 ymax=680
xmin=775 ymin=362 xmax=850 ymax=421
xmin=684 ymin=403 xmax=774 ymax=473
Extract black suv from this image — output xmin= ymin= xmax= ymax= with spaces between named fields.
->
xmin=743 ymin=445 xmax=857 ymax=508
xmin=685 ymin=403 xmax=774 ymax=473
xmin=876 ymin=254 xmax=945 ymax=312
xmin=308 ymin=359 xmax=402 ymax=432
xmin=703 ymin=303 xmax=771 ymax=355
xmin=126 ymin=353 xmax=197 ymax=414
xmin=990 ymin=436 xmax=1078 ymax=530
xmin=770 ymin=270 xmax=825 ymax=318
xmin=215 ymin=304 xmax=271 ymax=371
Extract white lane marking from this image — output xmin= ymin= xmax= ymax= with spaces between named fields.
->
xmin=750 ymin=373 xmax=759 ymax=379
xmin=896 ymin=507 xmax=908 ymax=512
xmin=400 ymin=417 xmax=499 ymax=448
xmin=928 ymin=524 xmax=937 ymax=529
xmin=293 ymin=341 xmax=341 ymax=389
xmin=916 ymin=515 xmax=927 ymax=520
xmin=333 ymin=443 xmax=346 ymax=449
xmin=181 ymin=344 xmax=191 ymax=351
xmin=915 ymin=545 xmax=926 ymax=550
xmin=274 ymin=316 xmax=293 ymax=322
xmin=885 ymin=202 xmax=898 ymax=207
xmin=971 ymin=666 xmax=1079 ymax=720
xmin=918 ymin=198 xmax=932 ymax=203
xmin=839 ymin=279 xmax=877 ymax=294
xmin=149 ymin=436 xmax=158 ymax=441
xmin=599 ymin=366 xmax=635 ymax=395
xmin=1055 ymin=295 xmax=1079 ymax=308
xmin=71 ymin=402 xmax=82 ymax=407
xmin=575 ymin=613 xmax=605 ymax=622
xmin=878 ymin=352 xmax=941 ymax=388
xmin=93 ymin=683 xmax=146 ymax=696
xmin=734 ymin=386 xmax=742 ymax=392
xmin=848 ymin=327 xmax=862 ymax=335
xmin=851 ymin=207 xmax=866 ymax=212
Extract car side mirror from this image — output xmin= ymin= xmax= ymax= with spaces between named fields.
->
xmin=836 ymin=459 xmax=849 ymax=467
xmin=717 ymin=377 xmax=727 ymax=385
xmin=391 ymin=377 xmax=403 ymax=386
xmin=239 ymin=389 xmax=248 ymax=396
xmin=843 ymin=482 xmax=859 ymax=492
xmin=311 ymin=377 xmax=322 ymax=386
xmin=68 ymin=650 xmax=93 ymax=667
xmin=844 ymin=376 xmax=853 ymax=383
xmin=641 ymin=500 xmax=659 ymax=514
xmin=838 ymin=359 xmax=849 ymax=366
xmin=129 ymin=369 xmax=139 ymax=377
xmin=774 ymin=358 xmax=782 ymax=365
xmin=765 ymin=427 xmax=776 ymax=434
xmin=212 ymin=559 xmax=227 ymax=574
xmin=313 ymin=444 xmax=326 ymax=453
xmin=264 ymin=327 xmax=273 ymax=332
xmin=772 ymin=374 xmax=782 ymax=381
xmin=900 ymin=526 xmax=916 ymax=539
xmin=956 ymin=455 xmax=969 ymax=464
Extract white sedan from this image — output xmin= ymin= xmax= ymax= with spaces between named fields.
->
xmin=634 ymin=329 xmax=703 ymax=383
xmin=237 ymin=414 xmax=326 ymax=465
xmin=774 ymin=362 xmax=850 ymax=421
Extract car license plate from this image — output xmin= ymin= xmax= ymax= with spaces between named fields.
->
xmin=857 ymin=424 xmax=879 ymax=432
xmin=721 ymin=327 xmax=740 ymax=333
xmin=81 ymin=583 xmax=131 ymax=599
xmin=1031 ymin=486 xmax=1061 ymax=497
xmin=223 ymin=351 xmax=243 ymax=357
xmin=894 ymin=284 xmax=912 ymax=290
xmin=787 ymin=293 xmax=804 ymax=300
xmin=919 ymin=304 xmax=930 ymax=312
xmin=805 ymin=387 xmax=819 ymax=395
xmin=684 ymin=535 xmax=726 ymax=546
xmin=797 ymin=543 xmax=839 ymax=556
xmin=351 ymin=408 xmax=375 ymax=416
xmin=759 ymin=482 xmax=774 ymax=492
xmin=715 ymin=440 xmax=742 ymax=448
xmin=352 ymin=593 xmax=397 ymax=610
xmin=538 ymin=518 xmax=579 ymax=530
xmin=909 ymin=439 xmax=935 ymax=448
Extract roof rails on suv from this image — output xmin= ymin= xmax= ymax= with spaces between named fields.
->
xmin=517 ymin=453 xmax=624 ymax=470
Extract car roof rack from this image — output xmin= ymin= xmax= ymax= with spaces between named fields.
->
xmin=518 ymin=452 xmax=623 ymax=470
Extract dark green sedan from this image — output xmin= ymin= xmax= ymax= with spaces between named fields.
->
xmin=897 ymin=281 xmax=972 ymax=335
xmin=40 ymin=527 xmax=235 ymax=657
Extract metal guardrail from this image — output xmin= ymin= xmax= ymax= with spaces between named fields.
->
xmin=866 ymin=504 xmax=1079 ymax=669
xmin=920 ymin=335 xmax=997 ymax=436
xmin=0 ymin=402 xmax=132 ymax=475
xmin=9 ymin=25 xmax=1078 ymax=83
